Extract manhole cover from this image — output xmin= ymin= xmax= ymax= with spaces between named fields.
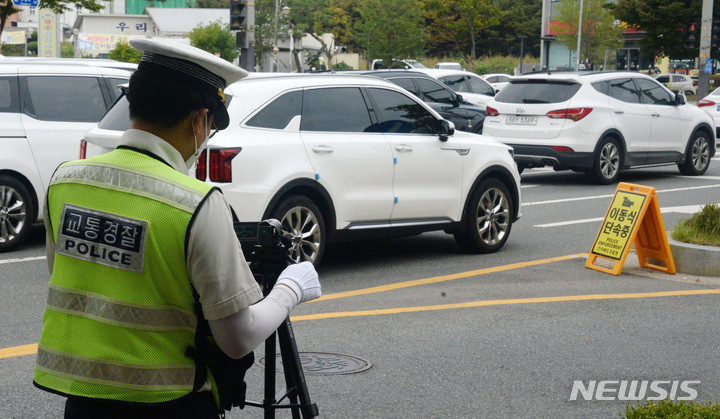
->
xmin=256 ymin=352 xmax=372 ymax=376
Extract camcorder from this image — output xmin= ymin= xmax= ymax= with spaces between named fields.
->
xmin=234 ymin=219 xmax=293 ymax=289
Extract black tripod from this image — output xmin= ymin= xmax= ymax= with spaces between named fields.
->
xmin=241 ymin=221 xmax=319 ymax=419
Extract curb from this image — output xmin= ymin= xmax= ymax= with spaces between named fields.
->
xmin=668 ymin=236 xmax=720 ymax=277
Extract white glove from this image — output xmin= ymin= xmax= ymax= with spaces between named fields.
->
xmin=275 ymin=261 xmax=321 ymax=304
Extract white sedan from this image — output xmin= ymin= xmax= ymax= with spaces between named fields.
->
xmin=698 ymin=87 xmax=720 ymax=141
xmin=481 ymin=73 xmax=512 ymax=93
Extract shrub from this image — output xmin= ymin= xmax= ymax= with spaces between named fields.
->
xmin=624 ymin=399 xmax=720 ymax=418
xmin=672 ymin=203 xmax=720 ymax=247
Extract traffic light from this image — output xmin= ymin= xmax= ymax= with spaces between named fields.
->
xmin=712 ymin=20 xmax=720 ymax=49
xmin=688 ymin=22 xmax=697 ymax=49
xmin=229 ymin=0 xmax=246 ymax=31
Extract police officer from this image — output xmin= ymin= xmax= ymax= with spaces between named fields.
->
xmin=33 ymin=39 xmax=321 ymax=418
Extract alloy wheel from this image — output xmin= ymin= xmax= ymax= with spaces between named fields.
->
xmin=0 ymin=185 xmax=27 ymax=246
xmin=691 ymin=136 xmax=710 ymax=171
xmin=475 ymin=187 xmax=510 ymax=246
xmin=279 ymin=205 xmax=322 ymax=263
xmin=599 ymin=142 xmax=620 ymax=180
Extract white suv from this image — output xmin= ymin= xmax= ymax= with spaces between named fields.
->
xmin=483 ymin=71 xmax=715 ymax=184
xmin=0 ymin=62 xmax=131 ymax=251
xmin=84 ymin=74 xmax=521 ymax=264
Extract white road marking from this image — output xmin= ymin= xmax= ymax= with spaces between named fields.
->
xmin=523 ymin=184 xmax=720 ymax=206
xmin=534 ymin=203 xmax=716 ymax=228
xmin=0 ymin=256 xmax=46 ymax=265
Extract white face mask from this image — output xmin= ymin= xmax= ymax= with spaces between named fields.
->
xmin=185 ymin=111 xmax=211 ymax=170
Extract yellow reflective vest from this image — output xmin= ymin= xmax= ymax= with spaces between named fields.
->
xmin=34 ymin=147 xmax=216 ymax=404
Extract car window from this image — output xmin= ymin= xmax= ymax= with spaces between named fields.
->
xmin=97 ymin=94 xmax=131 ymax=131
xmin=246 ymin=90 xmax=302 ymax=129
xmin=301 ymin=87 xmax=373 ymax=132
xmin=23 ymin=76 xmax=106 ymax=122
xmin=440 ymin=75 xmax=469 ymax=93
xmin=497 ymin=76 xmax=509 ymax=83
xmin=367 ymin=88 xmax=437 ymax=134
xmin=415 ymin=78 xmax=454 ymax=104
xmin=635 ymin=78 xmax=674 ymax=106
xmin=494 ymin=80 xmax=581 ymax=104
xmin=608 ymin=78 xmax=640 ymax=104
xmin=466 ymin=75 xmax=495 ymax=96
xmin=107 ymin=78 xmax=128 ymax=102
xmin=591 ymin=80 xmax=609 ymax=95
xmin=390 ymin=78 xmax=418 ymax=95
xmin=0 ymin=76 xmax=20 ymax=112
xmin=486 ymin=76 xmax=497 ymax=83
xmin=656 ymin=76 xmax=669 ymax=83
xmin=672 ymin=75 xmax=684 ymax=83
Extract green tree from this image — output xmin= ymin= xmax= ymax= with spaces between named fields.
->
xmin=1 ymin=0 xmax=104 ymax=40
xmin=109 ymin=40 xmax=142 ymax=63
xmin=354 ymin=0 xmax=426 ymax=66
xmin=553 ymin=0 xmax=624 ymax=67
xmin=421 ymin=0 xmax=497 ymax=64
xmin=288 ymin=0 xmax=336 ymax=69
xmin=189 ymin=0 xmax=227 ymax=7
xmin=253 ymin=0 xmax=280 ymax=70
xmin=611 ymin=0 xmax=720 ymax=59
xmin=187 ymin=20 xmax=239 ymax=62
xmin=481 ymin=0 xmax=542 ymax=58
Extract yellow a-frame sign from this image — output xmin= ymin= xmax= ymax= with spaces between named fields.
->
xmin=586 ymin=183 xmax=676 ymax=276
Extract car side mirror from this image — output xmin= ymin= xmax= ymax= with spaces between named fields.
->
xmin=455 ymin=93 xmax=464 ymax=107
xmin=675 ymin=94 xmax=686 ymax=106
xmin=438 ymin=119 xmax=455 ymax=142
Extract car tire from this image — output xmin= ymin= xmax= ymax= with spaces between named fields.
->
xmin=454 ymin=178 xmax=513 ymax=254
xmin=590 ymin=138 xmax=622 ymax=184
xmin=272 ymin=195 xmax=326 ymax=265
xmin=678 ymin=130 xmax=712 ymax=176
xmin=0 ymin=175 xmax=35 ymax=252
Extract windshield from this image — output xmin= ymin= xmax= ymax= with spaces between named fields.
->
xmin=493 ymin=80 xmax=581 ymax=104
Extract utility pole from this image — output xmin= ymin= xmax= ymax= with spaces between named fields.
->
xmin=575 ymin=0 xmax=584 ymax=70
xmin=697 ymin=0 xmax=714 ymax=100
xmin=519 ymin=35 xmax=527 ymax=74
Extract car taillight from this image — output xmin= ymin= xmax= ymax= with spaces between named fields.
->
xmin=204 ymin=147 xmax=242 ymax=183
xmin=552 ymin=146 xmax=574 ymax=152
xmin=698 ymin=99 xmax=716 ymax=108
xmin=195 ymin=149 xmax=207 ymax=181
xmin=486 ymin=106 xmax=499 ymax=117
xmin=79 ymin=139 xmax=87 ymax=159
xmin=546 ymin=108 xmax=592 ymax=121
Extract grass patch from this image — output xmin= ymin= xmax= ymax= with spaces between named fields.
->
xmin=420 ymin=55 xmax=540 ymax=75
xmin=671 ymin=204 xmax=720 ymax=247
xmin=624 ymin=399 xmax=720 ymax=418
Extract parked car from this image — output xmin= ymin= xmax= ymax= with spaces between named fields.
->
xmin=83 ymin=74 xmax=521 ymax=264
xmin=0 ymin=57 xmax=137 ymax=72
xmin=411 ymin=68 xmax=496 ymax=110
xmin=483 ymin=71 xmax=715 ymax=184
xmin=435 ymin=62 xmax=464 ymax=71
xmin=0 ymin=62 xmax=131 ymax=251
xmin=698 ymin=86 xmax=720 ymax=140
xmin=371 ymin=59 xmax=427 ymax=70
xmin=481 ymin=73 xmax=512 ymax=93
xmin=357 ymin=70 xmax=486 ymax=134
xmin=653 ymin=73 xmax=696 ymax=95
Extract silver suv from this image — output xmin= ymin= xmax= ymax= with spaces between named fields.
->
xmin=0 ymin=62 xmax=131 ymax=251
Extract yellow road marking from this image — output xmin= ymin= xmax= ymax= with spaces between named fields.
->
xmin=0 ymin=344 xmax=37 ymax=359
xmin=313 ymin=253 xmax=588 ymax=302
xmin=292 ymin=289 xmax=720 ymax=321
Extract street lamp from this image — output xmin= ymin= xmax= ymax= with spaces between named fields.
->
xmin=273 ymin=0 xmax=280 ymax=72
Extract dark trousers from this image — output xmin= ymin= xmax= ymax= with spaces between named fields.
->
xmin=64 ymin=391 xmax=218 ymax=419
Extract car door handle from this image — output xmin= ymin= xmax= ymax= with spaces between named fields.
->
xmin=613 ymin=109 xmax=625 ymax=115
xmin=394 ymin=144 xmax=413 ymax=152
xmin=651 ymin=113 xmax=660 ymax=118
xmin=441 ymin=146 xmax=470 ymax=155
xmin=311 ymin=145 xmax=334 ymax=154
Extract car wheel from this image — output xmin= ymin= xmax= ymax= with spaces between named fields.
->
xmin=590 ymin=138 xmax=622 ymax=184
xmin=272 ymin=195 xmax=326 ymax=265
xmin=678 ymin=131 xmax=712 ymax=176
xmin=0 ymin=175 xmax=35 ymax=252
xmin=454 ymin=178 xmax=513 ymax=253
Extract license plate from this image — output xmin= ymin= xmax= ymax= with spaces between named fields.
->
xmin=506 ymin=115 xmax=537 ymax=125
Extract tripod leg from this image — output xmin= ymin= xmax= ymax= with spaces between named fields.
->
xmin=264 ymin=331 xmax=277 ymax=419
xmin=277 ymin=318 xmax=319 ymax=418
